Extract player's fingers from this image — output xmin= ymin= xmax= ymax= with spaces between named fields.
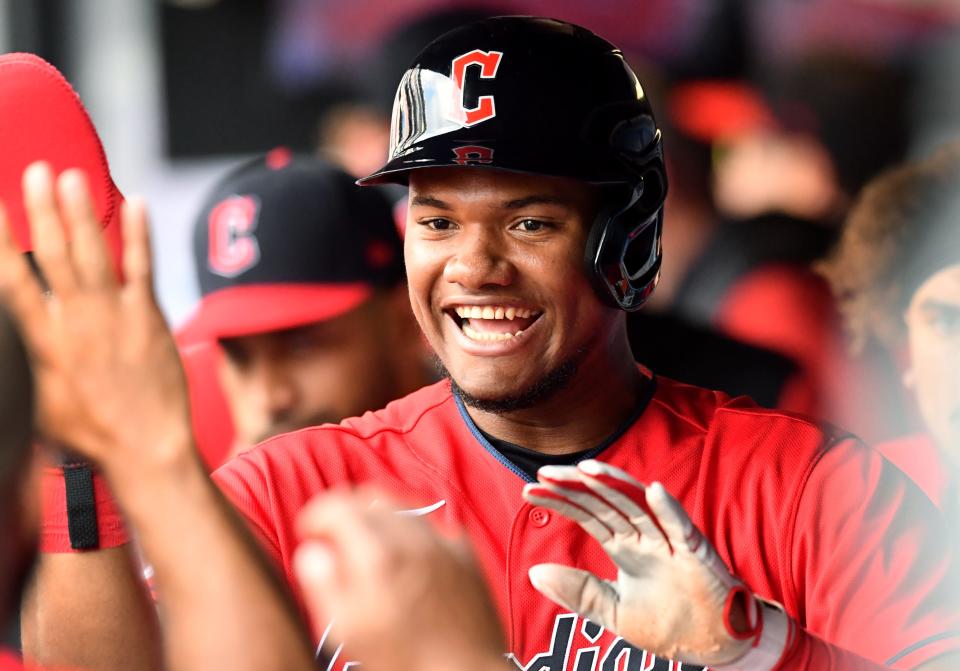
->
xmin=296 ymin=490 xmax=416 ymax=584
xmin=56 ymin=169 xmax=113 ymax=289
xmin=296 ymin=490 xmax=372 ymax=541
xmin=644 ymin=482 xmax=731 ymax=582
xmin=576 ymin=460 xmax=672 ymax=550
xmin=22 ymin=162 xmax=78 ymax=295
xmin=297 ymin=494 xmax=392 ymax=597
xmin=536 ymin=465 xmax=636 ymax=538
xmin=363 ymin=497 xmax=442 ymax=557
xmin=523 ymin=483 xmax=613 ymax=543
xmin=355 ymin=486 xmax=444 ymax=546
xmin=528 ymin=563 xmax=618 ymax=632
xmin=292 ymin=539 xmax=340 ymax=620
xmin=0 ymin=202 xmax=50 ymax=340
xmin=442 ymin=532 xmax=482 ymax=569
xmin=120 ymin=197 xmax=155 ymax=298
xmin=643 ymin=481 xmax=696 ymax=548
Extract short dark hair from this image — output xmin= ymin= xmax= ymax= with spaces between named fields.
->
xmin=817 ymin=140 xmax=960 ymax=352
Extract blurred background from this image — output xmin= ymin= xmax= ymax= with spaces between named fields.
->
xmin=3 ymin=0 xmax=960 ymax=443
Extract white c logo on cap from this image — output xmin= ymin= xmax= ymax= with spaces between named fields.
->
xmin=207 ymin=195 xmax=261 ymax=277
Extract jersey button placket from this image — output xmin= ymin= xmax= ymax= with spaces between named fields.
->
xmin=529 ymin=506 xmax=550 ymax=527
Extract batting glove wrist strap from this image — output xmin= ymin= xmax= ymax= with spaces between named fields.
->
xmin=714 ymin=599 xmax=793 ymax=671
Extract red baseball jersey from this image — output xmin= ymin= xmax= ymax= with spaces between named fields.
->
xmin=0 ymin=649 xmax=20 ymax=671
xmin=213 ymin=377 xmax=960 ymax=670
xmin=877 ymin=434 xmax=951 ymax=512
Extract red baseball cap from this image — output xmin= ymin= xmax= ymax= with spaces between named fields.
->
xmin=0 ymin=53 xmax=123 ymax=266
xmin=668 ymin=80 xmax=778 ymax=143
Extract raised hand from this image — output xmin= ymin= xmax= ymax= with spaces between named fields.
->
xmin=294 ymin=489 xmax=509 ymax=671
xmin=523 ymin=460 xmax=790 ymax=669
xmin=0 ymin=162 xmax=193 ymax=474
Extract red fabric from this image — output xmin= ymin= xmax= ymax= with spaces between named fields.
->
xmin=177 ymin=282 xmax=372 ymax=345
xmin=715 ymin=263 xmax=905 ymax=444
xmin=0 ymin=649 xmax=21 ymax=671
xmin=179 ymin=340 xmax=235 ymax=471
xmin=40 ymin=467 xmax=128 ymax=553
xmin=778 ymin=625 xmax=960 ymax=669
xmin=776 ymin=629 xmax=887 ymax=670
xmin=213 ymin=378 xmax=960 ymax=670
xmin=876 ymin=433 xmax=949 ymax=511
xmin=668 ymin=81 xmax=777 ymax=143
xmin=716 ymin=265 xmax=836 ymax=390
xmin=0 ymin=53 xmax=123 ymax=271
xmin=18 ymin=655 xmax=87 ymax=671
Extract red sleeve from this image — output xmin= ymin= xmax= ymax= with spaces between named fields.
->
xmin=789 ymin=437 xmax=960 ymax=668
xmin=211 ymin=454 xmax=285 ymax=571
xmin=776 ymin=628 xmax=891 ymax=670
xmin=211 ymin=431 xmax=360 ymax=638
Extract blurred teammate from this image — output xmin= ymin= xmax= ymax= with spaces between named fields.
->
xmin=0 ymin=306 xmax=36 ymax=670
xmin=818 ymin=141 xmax=960 ymax=517
xmin=179 ymin=153 xmax=429 ymax=454
xmin=667 ymin=56 xmax=912 ymax=442
xmin=0 ymin=53 xmax=315 ymax=671
xmin=12 ymin=17 xmax=960 ymax=671
xmin=7 ymin=164 xmax=317 ymax=671
xmin=293 ymin=489 xmax=509 ymax=671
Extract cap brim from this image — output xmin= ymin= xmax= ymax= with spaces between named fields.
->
xmin=177 ymin=282 xmax=373 ymax=344
xmin=667 ymin=81 xmax=777 ymax=143
xmin=0 ymin=53 xmax=123 ymax=266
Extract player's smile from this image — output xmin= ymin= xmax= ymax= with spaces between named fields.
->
xmin=442 ymin=299 xmax=544 ymax=355
xmin=406 ymin=167 xmax=612 ymax=402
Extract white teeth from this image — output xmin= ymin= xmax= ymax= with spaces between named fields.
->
xmin=452 ymin=305 xmax=538 ymax=320
xmin=462 ymin=324 xmax=519 ymax=342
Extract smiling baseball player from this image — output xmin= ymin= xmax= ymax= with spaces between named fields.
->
xmin=210 ymin=17 xmax=960 ymax=670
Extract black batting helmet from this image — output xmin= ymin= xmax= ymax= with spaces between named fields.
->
xmin=359 ymin=16 xmax=668 ymax=311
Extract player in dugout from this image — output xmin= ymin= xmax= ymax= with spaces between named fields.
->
xmin=178 ymin=152 xmax=430 ymax=459
xmin=0 ymin=289 xmax=317 ymax=671
xmin=8 ymin=16 xmax=960 ymax=671
xmin=0 ymin=51 xmax=317 ymax=671
xmin=0 ymin=306 xmax=38 ymax=671
xmin=818 ymin=141 xmax=960 ymax=522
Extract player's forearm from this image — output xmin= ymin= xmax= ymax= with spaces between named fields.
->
xmin=21 ymin=545 xmax=163 ymax=671
xmin=106 ymin=440 xmax=315 ymax=671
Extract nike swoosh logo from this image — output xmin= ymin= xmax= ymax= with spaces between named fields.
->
xmin=395 ymin=499 xmax=447 ymax=517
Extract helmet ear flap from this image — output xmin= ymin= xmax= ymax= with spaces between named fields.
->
xmin=584 ymin=171 xmax=666 ymax=312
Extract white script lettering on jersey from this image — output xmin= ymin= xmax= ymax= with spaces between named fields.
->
xmin=320 ymin=613 xmax=709 ymax=671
